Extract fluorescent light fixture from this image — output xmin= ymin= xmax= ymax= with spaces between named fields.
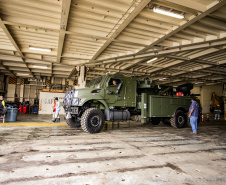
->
xmin=173 ymin=86 xmax=178 ymax=88
xmin=33 ymin=65 xmax=48 ymax=69
xmin=147 ymin=57 xmax=158 ymax=63
xmin=159 ymin=78 xmax=166 ymax=80
xmin=17 ymin=73 xmax=29 ymax=76
xmin=29 ymin=47 xmax=51 ymax=52
xmin=153 ymin=7 xmax=184 ymax=19
xmin=195 ymin=82 xmax=204 ymax=84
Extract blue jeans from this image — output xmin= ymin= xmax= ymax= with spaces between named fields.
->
xmin=190 ymin=116 xmax=198 ymax=132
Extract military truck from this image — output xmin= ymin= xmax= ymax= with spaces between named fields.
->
xmin=63 ymin=73 xmax=200 ymax=133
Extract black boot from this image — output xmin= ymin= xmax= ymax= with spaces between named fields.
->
xmin=52 ymin=118 xmax=56 ymax=122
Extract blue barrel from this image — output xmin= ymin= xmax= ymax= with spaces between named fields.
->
xmin=7 ymin=108 xmax=18 ymax=122
xmin=33 ymin=107 xmax=38 ymax=114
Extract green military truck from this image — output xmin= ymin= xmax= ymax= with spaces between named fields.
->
xmin=63 ymin=73 xmax=200 ymax=133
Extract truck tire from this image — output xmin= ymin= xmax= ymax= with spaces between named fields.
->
xmin=81 ymin=108 xmax=105 ymax=134
xmin=150 ymin=117 xmax=161 ymax=125
xmin=66 ymin=118 xmax=81 ymax=128
xmin=170 ymin=110 xmax=187 ymax=128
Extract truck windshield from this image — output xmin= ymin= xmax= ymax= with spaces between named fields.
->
xmin=87 ymin=76 xmax=104 ymax=87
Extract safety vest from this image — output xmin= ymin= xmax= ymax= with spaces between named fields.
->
xmin=0 ymin=100 xmax=5 ymax=108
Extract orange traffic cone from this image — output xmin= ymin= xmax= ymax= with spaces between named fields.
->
xmin=206 ymin=114 xmax=209 ymax=121
xmin=202 ymin=114 xmax=204 ymax=122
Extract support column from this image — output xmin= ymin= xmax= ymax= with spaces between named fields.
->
xmin=62 ymin=78 xmax=66 ymax=85
xmin=141 ymin=93 xmax=147 ymax=124
xmin=51 ymin=77 xmax=54 ymax=84
xmin=47 ymin=77 xmax=51 ymax=89
xmin=77 ymin=66 xmax=86 ymax=89
xmin=19 ymin=79 xmax=25 ymax=102
xmin=7 ymin=77 xmax=17 ymax=102
xmin=224 ymin=84 xmax=226 ymax=120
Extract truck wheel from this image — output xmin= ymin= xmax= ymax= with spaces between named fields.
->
xmin=170 ymin=110 xmax=187 ymax=128
xmin=81 ymin=108 xmax=105 ymax=134
xmin=150 ymin=117 xmax=161 ymax=125
xmin=66 ymin=118 xmax=81 ymax=128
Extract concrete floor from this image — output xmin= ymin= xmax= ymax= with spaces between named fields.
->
xmin=0 ymin=114 xmax=226 ymax=185
xmin=14 ymin=113 xmax=67 ymax=123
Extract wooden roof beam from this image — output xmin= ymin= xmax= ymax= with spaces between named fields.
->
xmin=57 ymin=0 xmax=71 ymax=63
xmin=0 ymin=18 xmax=24 ymax=58
xmin=0 ymin=18 xmax=35 ymax=78
xmin=68 ymin=67 xmax=77 ymax=79
xmin=0 ymin=60 xmax=16 ymax=77
xmin=137 ymin=0 xmax=226 ymax=54
xmin=89 ymin=0 xmax=151 ymax=62
xmin=149 ymin=48 xmax=221 ymax=74
xmin=161 ymin=0 xmax=207 ymax=12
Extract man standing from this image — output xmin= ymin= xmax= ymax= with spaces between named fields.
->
xmin=188 ymin=97 xmax=199 ymax=134
xmin=214 ymin=105 xmax=221 ymax=120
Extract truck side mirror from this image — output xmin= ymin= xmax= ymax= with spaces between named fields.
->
xmin=116 ymin=82 xmax=123 ymax=94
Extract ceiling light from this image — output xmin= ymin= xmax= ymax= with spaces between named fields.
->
xmin=147 ymin=57 xmax=158 ymax=63
xmin=17 ymin=73 xmax=29 ymax=76
xmin=33 ymin=65 xmax=48 ymax=69
xmin=153 ymin=7 xmax=184 ymax=19
xmin=29 ymin=47 xmax=51 ymax=52
xmin=159 ymin=78 xmax=166 ymax=80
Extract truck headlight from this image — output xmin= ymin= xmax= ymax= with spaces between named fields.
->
xmin=91 ymin=89 xmax=101 ymax=94
xmin=79 ymin=98 xmax=86 ymax=105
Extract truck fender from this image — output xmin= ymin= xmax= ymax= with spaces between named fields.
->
xmin=173 ymin=107 xmax=187 ymax=116
xmin=82 ymin=99 xmax=109 ymax=110
xmin=96 ymin=100 xmax=109 ymax=110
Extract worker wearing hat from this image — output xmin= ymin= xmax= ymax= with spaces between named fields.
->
xmin=214 ymin=105 xmax=221 ymax=120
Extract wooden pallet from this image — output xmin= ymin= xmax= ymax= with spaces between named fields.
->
xmin=42 ymin=88 xmax=50 ymax=92
xmin=50 ymin=89 xmax=65 ymax=93
xmin=42 ymin=89 xmax=65 ymax=93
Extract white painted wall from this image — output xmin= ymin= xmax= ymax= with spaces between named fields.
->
xmin=7 ymin=84 xmax=16 ymax=102
xmin=191 ymin=85 xmax=223 ymax=113
xmin=39 ymin=92 xmax=65 ymax=115
xmin=77 ymin=66 xmax=86 ymax=89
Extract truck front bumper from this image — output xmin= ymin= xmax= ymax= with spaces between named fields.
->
xmin=64 ymin=106 xmax=79 ymax=114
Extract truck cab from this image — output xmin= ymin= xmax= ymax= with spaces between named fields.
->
xmin=63 ymin=73 xmax=136 ymax=133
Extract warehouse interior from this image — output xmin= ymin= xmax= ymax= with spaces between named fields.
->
xmin=0 ymin=0 xmax=226 ymax=184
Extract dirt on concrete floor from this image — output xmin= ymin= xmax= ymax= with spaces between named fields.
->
xmin=0 ymin=120 xmax=225 ymax=185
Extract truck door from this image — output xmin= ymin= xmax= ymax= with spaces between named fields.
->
xmin=105 ymin=77 xmax=125 ymax=106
